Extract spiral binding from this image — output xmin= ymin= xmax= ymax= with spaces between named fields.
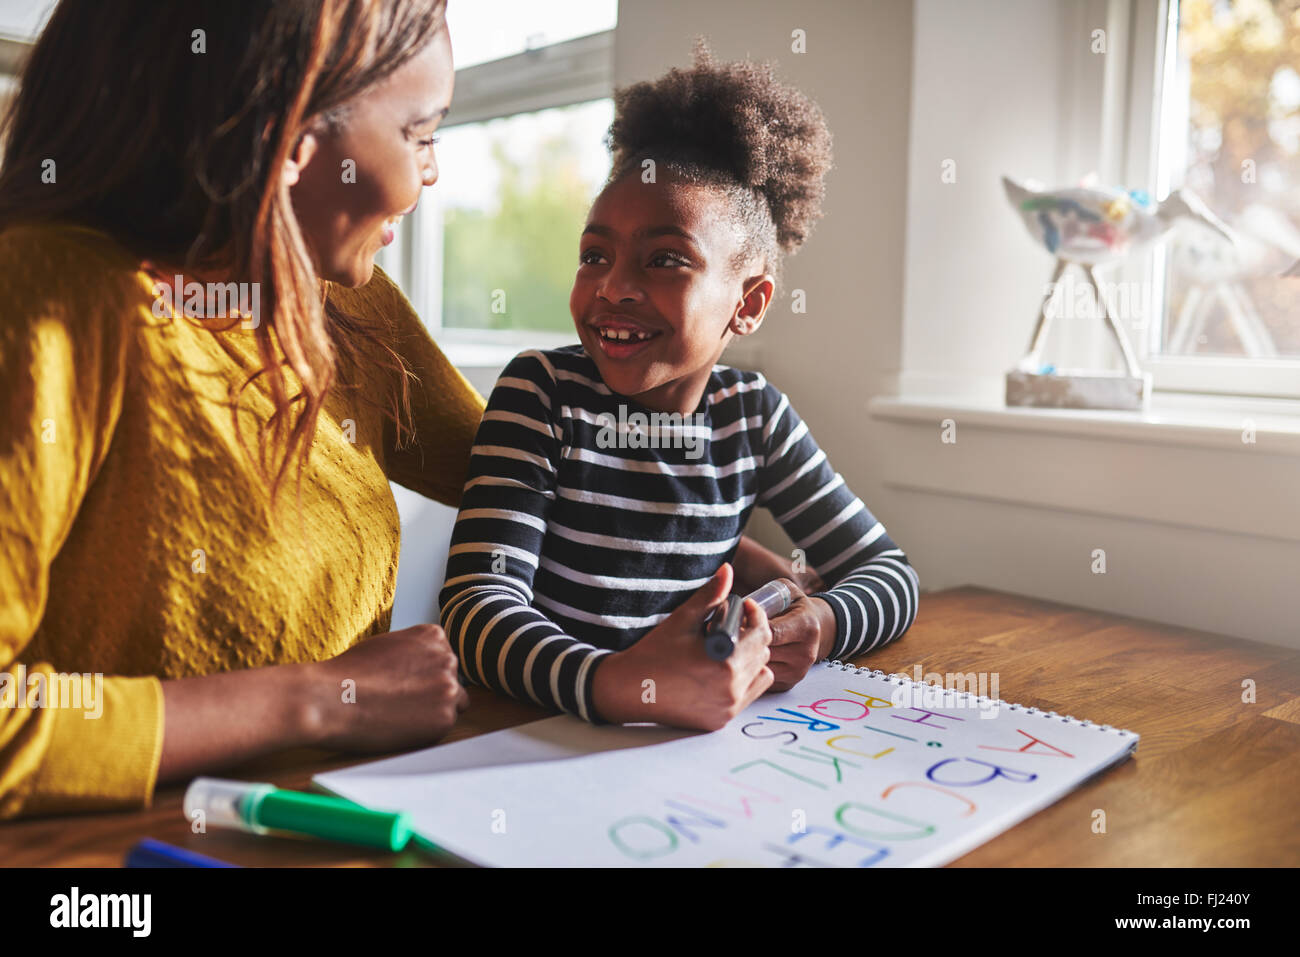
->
xmin=822 ymin=660 xmax=1136 ymax=738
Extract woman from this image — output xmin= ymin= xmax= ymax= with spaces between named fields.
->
xmin=0 ymin=0 xmax=474 ymax=819
xmin=0 ymin=0 xmax=813 ymax=821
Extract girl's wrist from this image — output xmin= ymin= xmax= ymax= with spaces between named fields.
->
xmin=590 ymin=651 xmax=636 ymax=725
xmin=811 ymin=597 xmax=839 ymax=660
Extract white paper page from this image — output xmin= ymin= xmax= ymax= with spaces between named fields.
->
xmin=316 ymin=661 xmax=1137 ymax=867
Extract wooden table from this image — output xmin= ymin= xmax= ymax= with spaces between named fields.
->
xmin=5 ymin=586 xmax=1298 ymax=867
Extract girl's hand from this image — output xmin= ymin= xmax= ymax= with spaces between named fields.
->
xmin=732 ymin=535 xmax=825 ymax=595
xmin=591 ymin=563 xmax=774 ymax=730
xmin=765 ymin=579 xmax=839 ymax=692
xmin=301 ymin=624 xmax=470 ymax=752
xmin=791 ymin=566 xmax=827 ymax=596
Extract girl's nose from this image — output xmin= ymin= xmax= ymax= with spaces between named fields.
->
xmin=597 ymin=263 xmax=644 ymax=304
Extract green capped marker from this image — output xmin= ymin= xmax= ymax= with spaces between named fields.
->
xmin=184 ymin=777 xmax=414 ymax=852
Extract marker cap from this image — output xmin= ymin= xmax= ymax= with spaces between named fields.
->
xmin=745 ymin=580 xmax=793 ymax=618
xmin=184 ymin=777 xmax=274 ymax=834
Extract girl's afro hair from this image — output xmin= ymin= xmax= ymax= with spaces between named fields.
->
xmin=606 ymin=42 xmax=833 ymax=256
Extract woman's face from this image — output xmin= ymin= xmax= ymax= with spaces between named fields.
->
xmin=288 ymin=27 xmax=454 ymax=287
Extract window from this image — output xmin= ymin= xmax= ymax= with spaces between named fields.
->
xmin=378 ymin=1 xmax=617 ymax=355
xmin=1131 ymin=0 xmax=1300 ymax=398
xmin=0 ymin=35 xmax=31 ymax=165
xmin=444 ymin=1 xmax=618 ymax=70
xmin=435 ymin=98 xmax=614 ymax=336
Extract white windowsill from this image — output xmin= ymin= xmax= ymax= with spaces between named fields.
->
xmin=441 ymin=340 xmax=550 ymax=370
xmin=869 ymin=387 xmax=1300 ymax=456
xmin=868 ymin=378 xmax=1300 ymax=545
xmin=437 ymin=331 xmax=576 ymax=372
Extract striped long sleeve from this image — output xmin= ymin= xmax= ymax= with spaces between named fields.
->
xmin=439 ymin=351 xmax=615 ymax=723
xmin=755 ymin=387 xmax=920 ymax=659
xmin=439 ymin=346 xmax=919 ymax=724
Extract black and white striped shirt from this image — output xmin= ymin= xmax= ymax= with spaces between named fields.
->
xmin=439 ymin=346 xmax=919 ymax=724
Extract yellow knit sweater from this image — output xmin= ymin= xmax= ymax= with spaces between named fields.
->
xmin=0 ymin=221 xmax=485 ymax=819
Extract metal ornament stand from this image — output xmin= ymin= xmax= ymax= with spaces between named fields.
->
xmin=1006 ymin=259 xmax=1151 ymax=411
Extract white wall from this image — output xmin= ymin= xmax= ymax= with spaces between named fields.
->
xmin=901 ymin=0 xmax=1104 ymax=386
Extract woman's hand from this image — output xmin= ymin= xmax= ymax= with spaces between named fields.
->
xmin=763 ymin=578 xmax=839 ymax=692
xmin=156 ymin=623 xmax=469 ymax=785
xmin=301 ymin=623 xmax=470 ymax=753
xmin=732 ymin=535 xmax=825 ymax=596
xmin=591 ymin=563 xmax=774 ymax=730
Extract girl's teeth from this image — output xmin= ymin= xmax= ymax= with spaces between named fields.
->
xmin=599 ymin=328 xmax=651 ymax=341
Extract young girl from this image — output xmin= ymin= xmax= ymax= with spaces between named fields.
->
xmin=440 ymin=49 xmax=919 ymax=730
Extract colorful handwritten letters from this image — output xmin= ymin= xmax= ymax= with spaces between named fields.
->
xmin=603 ymin=673 xmax=1086 ymax=867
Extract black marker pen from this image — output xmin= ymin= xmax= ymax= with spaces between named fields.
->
xmin=702 ymin=594 xmax=745 ymax=660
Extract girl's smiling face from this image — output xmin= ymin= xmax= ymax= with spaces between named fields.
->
xmin=571 ymin=170 xmax=775 ymax=414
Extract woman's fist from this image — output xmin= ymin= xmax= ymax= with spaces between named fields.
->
xmin=303 ymin=623 xmax=469 ymax=753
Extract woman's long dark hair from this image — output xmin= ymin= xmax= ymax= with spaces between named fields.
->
xmin=0 ymin=0 xmax=448 ymax=507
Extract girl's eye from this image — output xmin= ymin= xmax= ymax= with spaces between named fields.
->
xmin=579 ymin=249 xmax=607 ymax=265
xmin=418 ymin=135 xmax=441 ymax=148
xmin=649 ymin=251 xmax=689 ymax=268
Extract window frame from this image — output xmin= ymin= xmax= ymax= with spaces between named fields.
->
xmin=1118 ymin=0 xmax=1300 ymax=399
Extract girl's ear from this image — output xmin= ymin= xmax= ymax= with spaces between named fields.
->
xmin=729 ymin=274 xmax=776 ymax=336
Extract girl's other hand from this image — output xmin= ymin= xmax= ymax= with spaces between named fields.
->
xmin=765 ymin=579 xmax=838 ymax=692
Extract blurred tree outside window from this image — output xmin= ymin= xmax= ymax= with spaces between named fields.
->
xmin=436 ymin=99 xmax=613 ymax=334
xmin=1161 ymin=0 xmax=1300 ymax=358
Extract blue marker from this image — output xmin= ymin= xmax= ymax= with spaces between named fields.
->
xmin=124 ymin=838 xmax=239 ymax=868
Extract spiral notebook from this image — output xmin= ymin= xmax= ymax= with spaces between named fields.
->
xmin=316 ymin=660 xmax=1139 ymax=867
